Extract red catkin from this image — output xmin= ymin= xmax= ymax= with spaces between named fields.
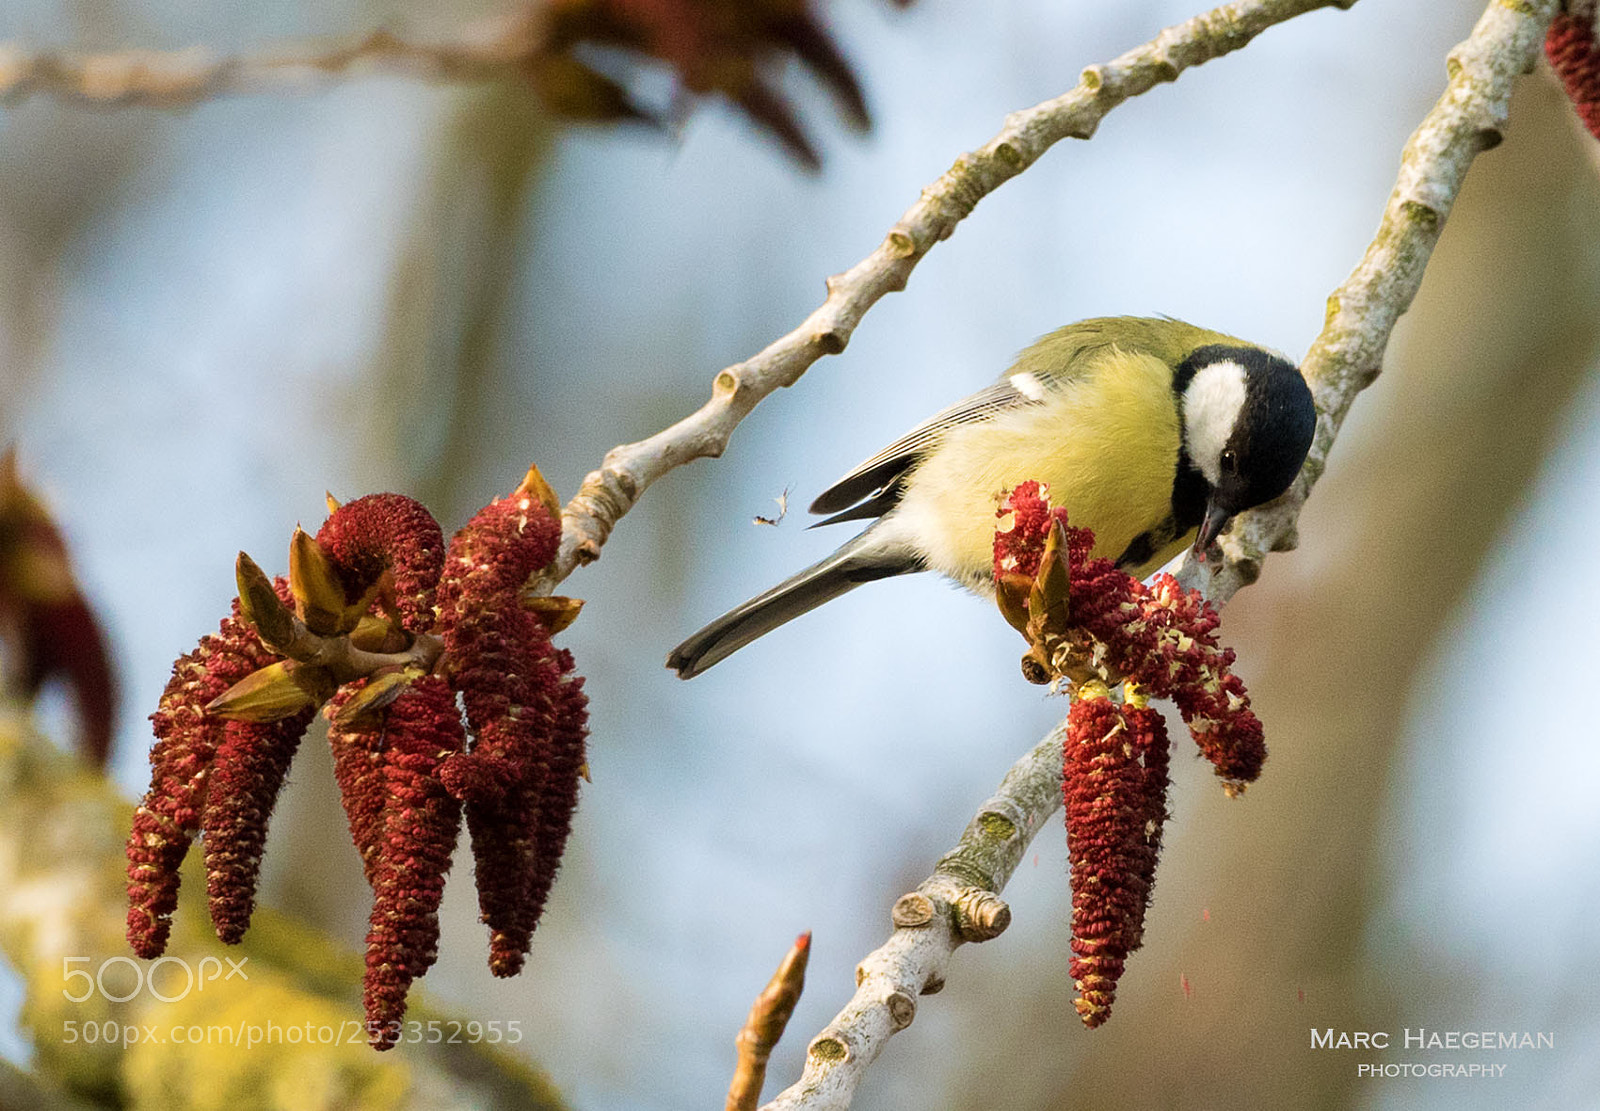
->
xmin=327 ymin=680 xmax=390 ymax=886
xmin=360 ymin=676 xmax=466 ymax=1048
xmin=461 ymin=786 xmax=543 ymax=977
xmin=316 ymin=493 xmax=445 ymax=633
xmin=436 ymin=488 xmax=586 ymax=975
xmin=1062 ymin=696 xmax=1171 ymax=1028
xmin=126 ymin=599 xmax=281 ymax=958
xmin=1064 ymin=693 xmax=1145 ymax=1028
xmin=1549 ymin=9 xmax=1600 ymax=141
xmin=524 ymin=656 xmax=588 ymax=940
xmin=1119 ymin=703 xmax=1171 ymax=953
xmin=1140 ymin=575 xmax=1266 ymax=787
xmin=201 ymin=711 xmax=315 ymax=944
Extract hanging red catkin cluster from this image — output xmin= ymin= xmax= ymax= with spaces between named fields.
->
xmin=434 ymin=485 xmax=588 ymax=978
xmin=1062 ymin=691 xmax=1169 ymax=1029
xmin=994 ymin=480 xmax=1264 ymax=788
xmin=328 ymin=675 xmax=468 ymax=1048
xmin=125 ymin=473 xmax=588 ymax=1049
xmin=993 ymin=480 xmax=1265 ymax=1027
xmin=128 ymin=589 xmax=293 ymax=958
xmin=1548 ymin=2 xmax=1600 ymax=140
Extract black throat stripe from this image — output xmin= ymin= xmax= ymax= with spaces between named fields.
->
xmin=1119 ymin=351 xmax=1226 ymax=570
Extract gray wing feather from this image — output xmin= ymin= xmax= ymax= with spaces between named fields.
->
xmin=808 ymin=379 xmax=1039 ymax=516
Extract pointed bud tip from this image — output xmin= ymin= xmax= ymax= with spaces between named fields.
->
xmin=331 ymin=668 xmax=421 ymax=727
xmin=514 ymin=464 xmax=562 ymax=516
xmin=521 ymin=594 xmax=584 ymax=634
xmin=289 ymin=527 xmax=351 ymax=634
xmin=205 ymin=660 xmax=333 ymax=722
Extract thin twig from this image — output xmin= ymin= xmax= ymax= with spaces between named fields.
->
xmin=542 ymin=0 xmax=1357 ymax=587
xmin=727 ymin=932 xmax=813 ymax=1111
xmin=268 ymin=622 xmax=443 ymax=683
xmin=0 ymin=17 xmax=538 ymax=108
xmin=759 ymin=0 xmax=1557 ymax=1107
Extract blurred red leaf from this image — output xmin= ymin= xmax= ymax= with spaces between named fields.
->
xmin=0 ymin=448 xmax=117 ymax=765
xmin=530 ymin=0 xmax=911 ymax=168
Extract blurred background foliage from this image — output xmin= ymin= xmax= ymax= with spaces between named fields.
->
xmin=0 ymin=0 xmax=1597 ymax=1109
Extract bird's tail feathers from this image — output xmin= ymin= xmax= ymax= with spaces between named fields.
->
xmin=666 ymin=529 xmax=920 ymax=679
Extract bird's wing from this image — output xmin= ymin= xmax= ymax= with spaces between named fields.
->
xmin=808 ymin=377 xmax=1044 ymax=519
xmin=807 ymin=318 xmax=1207 ymax=524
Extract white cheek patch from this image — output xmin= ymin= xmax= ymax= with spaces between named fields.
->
xmin=1008 ymin=371 xmax=1047 ymax=401
xmin=1183 ymin=360 xmax=1248 ymax=486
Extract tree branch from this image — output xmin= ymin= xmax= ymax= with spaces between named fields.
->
xmin=544 ymin=0 xmax=1357 ymax=586
xmin=1179 ymin=0 xmax=1559 ymax=605
xmin=0 ymin=18 xmax=538 ymax=108
xmin=759 ymin=0 xmax=1558 ymax=1107
xmin=761 ymin=728 xmax=1060 ymax=1111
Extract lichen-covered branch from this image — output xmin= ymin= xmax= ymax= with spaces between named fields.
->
xmin=544 ymin=0 xmax=1357 ymax=585
xmin=760 ymin=1 xmax=1558 ymax=1106
xmin=1180 ymin=0 xmax=1559 ymax=605
xmin=760 ymin=729 xmax=1059 ymax=1111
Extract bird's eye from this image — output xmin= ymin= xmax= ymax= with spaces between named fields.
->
xmin=1220 ymin=448 xmax=1239 ymax=475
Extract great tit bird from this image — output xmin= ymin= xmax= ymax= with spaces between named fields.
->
xmin=667 ymin=316 xmax=1316 ymax=679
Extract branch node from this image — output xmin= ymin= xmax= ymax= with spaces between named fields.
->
xmin=808 ymin=1035 xmax=850 ymax=1064
xmin=993 ymin=140 xmax=1026 ymax=170
xmin=885 ymin=229 xmax=918 ymax=259
xmin=814 ymin=328 xmax=848 ymax=356
xmin=890 ymin=892 xmax=935 ymax=928
xmin=1400 ymin=199 xmax=1441 ymax=231
xmin=1020 ymin=652 xmax=1052 ymax=685
xmin=920 ymin=975 xmax=945 ymax=996
xmin=952 ymin=888 xmax=1011 ymax=942
xmin=885 ymin=991 xmax=916 ymax=1031
xmin=976 ymin=809 xmax=1018 ymax=842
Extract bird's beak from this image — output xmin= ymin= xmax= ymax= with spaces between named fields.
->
xmin=1192 ymin=502 xmax=1232 ymax=562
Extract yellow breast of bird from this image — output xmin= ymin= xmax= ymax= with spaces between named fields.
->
xmin=890 ymin=347 xmax=1185 ymax=590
